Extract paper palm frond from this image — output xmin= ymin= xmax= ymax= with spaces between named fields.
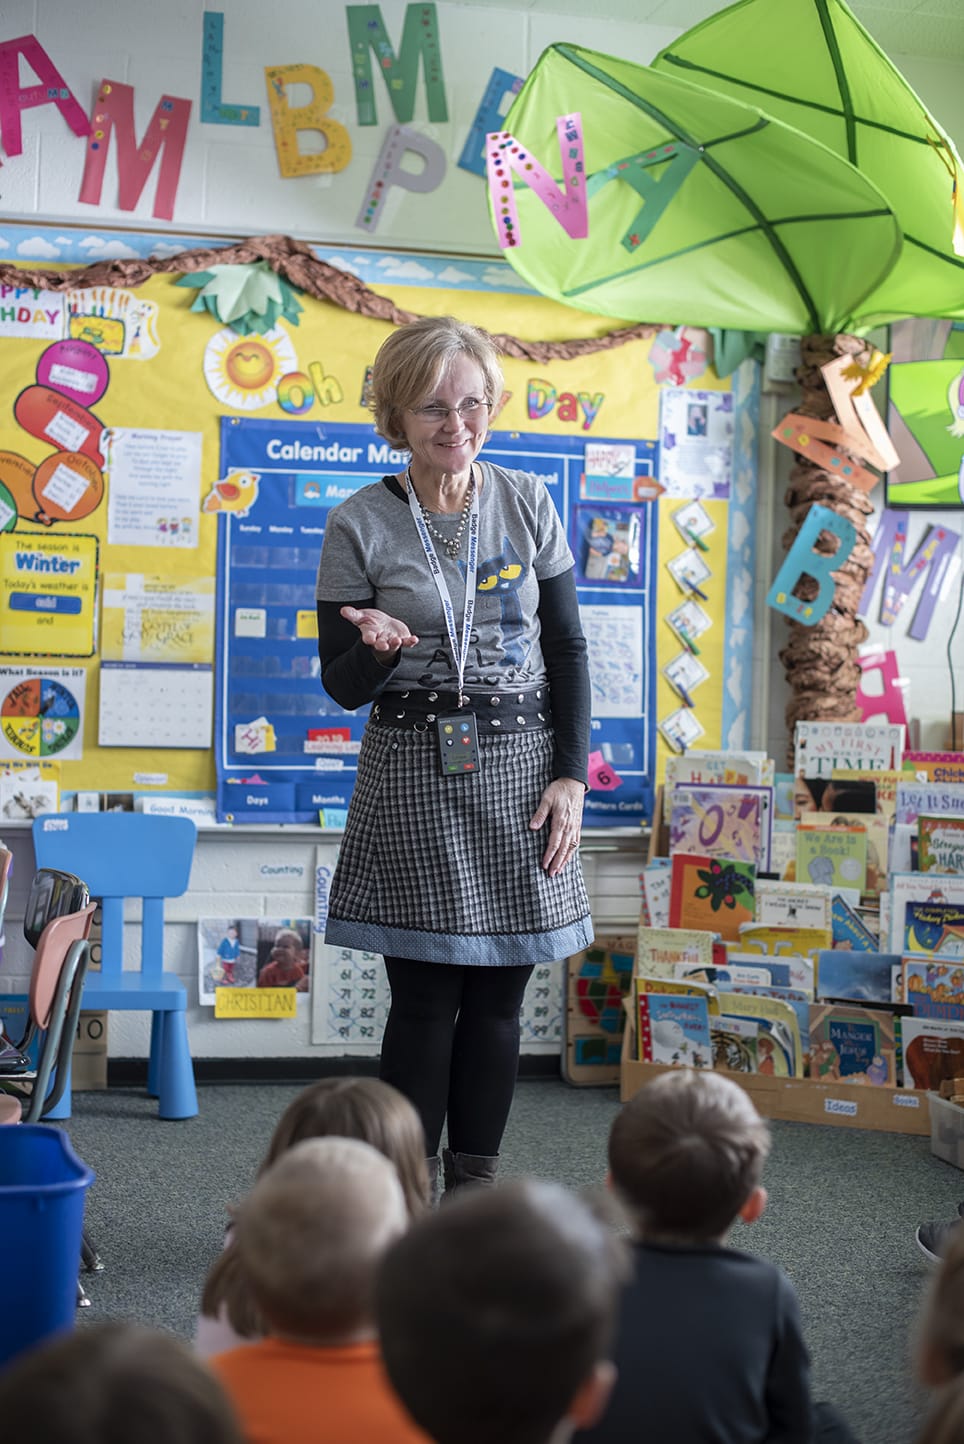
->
xmin=176 ymin=262 xmax=303 ymax=334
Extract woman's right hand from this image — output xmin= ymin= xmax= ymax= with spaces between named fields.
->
xmin=340 ymin=605 xmax=419 ymax=661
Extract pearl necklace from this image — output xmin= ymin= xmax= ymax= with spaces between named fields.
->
xmin=408 ymin=467 xmax=476 ymax=560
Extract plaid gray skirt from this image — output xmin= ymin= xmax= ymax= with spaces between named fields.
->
xmin=325 ymin=717 xmax=593 ymax=966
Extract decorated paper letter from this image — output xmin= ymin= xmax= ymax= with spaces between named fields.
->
xmin=487 ymin=114 xmax=588 ymax=249
xmin=78 ymin=81 xmax=191 ymax=221
xmin=264 ymin=64 xmax=351 ymax=176
xmin=355 ymin=124 xmax=445 ymax=233
xmin=347 ymin=3 xmax=447 ymax=126
xmin=0 ymin=35 xmax=89 ymax=159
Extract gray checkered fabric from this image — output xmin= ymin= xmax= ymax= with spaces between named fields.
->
xmin=326 ymin=721 xmax=593 ymax=966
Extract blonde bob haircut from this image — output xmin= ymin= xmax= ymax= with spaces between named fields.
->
xmin=371 ymin=315 xmax=504 ymax=449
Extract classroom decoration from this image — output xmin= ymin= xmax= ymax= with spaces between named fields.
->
xmin=766 ymin=502 xmax=856 ymax=626
xmin=264 ymin=64 xmax=352 ymax=177
xmin=859 ymin=510 xmax=961 ymax=638
xmin=0 ymin=35 xmax=90 ymax=158
xmin=347 ymin=3 xmax=447 ymax=126
xmin=458 ymin=68 xmax=523 ymax=179
xmin=356 ymin=124 xmax=446 ymax=234
xmin=486 ymin=43 xmax=899 ymax=333
xmin=175 ymin=263 xmax=303 ymax=334
xmin=651 ymin=0 xmax=964 ymax=328
xmin=201 ymin=12 xmax=260 ymax=126
xmin=854 ymin=648 xmax=909 ymax=730
xmin=78 ymin=81 xmax=192 ymax=222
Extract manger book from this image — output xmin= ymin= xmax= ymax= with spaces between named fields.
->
xmin=809 ymin=1003 xmax=897 ymax=1086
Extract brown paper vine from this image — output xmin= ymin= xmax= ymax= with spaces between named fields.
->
xmin=0 ymin=232 xmax=660 ymax=364
xmin=778 ymin=333 xmax=877 ymax=753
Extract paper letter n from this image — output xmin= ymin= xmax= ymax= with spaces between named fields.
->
xmin=486 ymin=113 xmax=588 ymax=249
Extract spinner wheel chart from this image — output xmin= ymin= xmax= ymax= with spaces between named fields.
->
xmin=1 ymin=676 xmax=81 ymax=756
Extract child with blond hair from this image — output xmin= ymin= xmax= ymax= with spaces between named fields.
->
xmin=209 ymin=1135 xmax=427 ymax=1444
xmin=196 ymin=1075 xmax=429 ymax=1356
xmin=577 ymin=1068 xmax=858 ymax=1444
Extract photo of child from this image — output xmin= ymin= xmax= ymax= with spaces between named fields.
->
xmin=198 ymin=918 xmax=312 ymax=1005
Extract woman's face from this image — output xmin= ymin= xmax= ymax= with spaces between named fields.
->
xmin=400 ymin=353 xmax=489 ymax=479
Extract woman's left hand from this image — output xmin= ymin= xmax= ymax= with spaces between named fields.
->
xmin=529 ymin=778 xmax=585 ymax=877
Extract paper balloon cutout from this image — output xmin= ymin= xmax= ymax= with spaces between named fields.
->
xmin=31 ymin=452 xmax=104 ymax=525
xmin=14 ymin=386 xmax=106 ymax=467
xmin=488 ymin=44 xmax=899 ymax=333
xmin=652 ymin=0 xmax=964 ymax=327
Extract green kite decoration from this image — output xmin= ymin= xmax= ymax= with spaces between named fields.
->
xmin=487 ymin=42 xmax=900 ymax=335
xmin=176 ymin=262 xmax=304 ymax=335
xmin=652 ymin=0 xmax=964 ymax=328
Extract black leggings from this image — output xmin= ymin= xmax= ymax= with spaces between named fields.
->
xmin=379 ymin=956 xmax=534 ymax=1157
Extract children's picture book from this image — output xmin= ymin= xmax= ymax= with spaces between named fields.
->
xmin=895 ymin=781 xmax=964 ymax=827
xmin=900 ymin=1015 xmax=964 ymax=1090
xmin=640 ymin=860 xmax=672 ymax=929
xmin=832 ymin=894 xmax=879 ymax=951
xmin=637 ymin=991 xmax=712 ymax=1068
xmin=809 ymin=1003 xmax=897 ymax=1085
xmin=713 ymin=980 xmax=812 ymax=1061
xmin=669 ymin=854 xmax=756 ymax=942
xmin=794 ymin=721 xmax=905 ymax=779
xmin=717 ymin=993 xmax=802 ymax=1077
xmin=918 ymin=816 xmax=964 ymax=875
xmin=754 ymin=880 xmax=833 ymax=931
xmin=889 ymin=875 xmax=964 ymax=953
xmin=815 ymin=950 xmax=900 ymax=1004
xmin=903 ymin=959 xmax=964 ymax=1019
xmin=798 ymin=810 xmax=888 ymax=889
xmin=635 ymin=973 xmax=721 ymax=1014
xmin=669 ymin=784 xmax=772 ymax=869
xmin=832 ymin=767 xmax=903 ymax=819
xmin=903 ymin=753 xmax=964 ymax=786
xmin=710 ymin=1014 xmax=760 ymax=1073
xmin=738 ymin=921 xmax=830 ymax=974
xmin=905 ymin=900 xmax=964 ymax=958
xmin=796 ymin=824 xmax=867 ymax=891
xmin=723 ymin=950 xmax=813 ymax=996
xmin=635 ymin=925 xmax=716 ymax=978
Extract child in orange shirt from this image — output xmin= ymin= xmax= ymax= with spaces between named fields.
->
xmin=210 ymin=1135 xmax=427 ymax=1444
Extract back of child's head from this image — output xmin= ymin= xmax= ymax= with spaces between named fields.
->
xmin=376 ymin=1177 xmax=628 ymax=1444
xmin=200 ymin=1076 xmax=428 ymax=1340
xmin=608 ymin=1069 xmax=770 ymax=1241
xmin=235 ymin=1134 xmax=407 ymax=1342
xmin=918 ymin=1220 xmax=964 ymax=1386
xmin=262 ymin=1075 xmax=429 ymax=1216
xmin=0 ymin=1322 xmax=243 ymax=1444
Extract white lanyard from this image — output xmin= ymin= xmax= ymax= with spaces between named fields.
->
xmin=406 ymin=472 xmax=480 ymax=706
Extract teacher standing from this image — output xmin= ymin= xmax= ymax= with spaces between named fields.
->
xmin=315 ymin=316 xmax=593 ymax=1197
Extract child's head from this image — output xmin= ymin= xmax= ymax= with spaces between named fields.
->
xmin=261 ymin=1076 xmax=429 ymax=1216
xmin=376 ymin=1178 xmax=628 ymax=1444
xmin=201 ymin=1077 xmax=428 ymax=1340
xmin=608 ymin=1069 xmax=771 ymax=1242
xmin=235 ymin=1135 xmax=407 ymax=1343
xmin=0 ymin=1322 xmax=243 ymax=1444
xmin=917 ymin=1220 xmax=964 ymax=1386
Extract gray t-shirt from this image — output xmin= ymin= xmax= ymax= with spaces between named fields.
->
xmin=315 ymin=461 xmax=574 ymax=692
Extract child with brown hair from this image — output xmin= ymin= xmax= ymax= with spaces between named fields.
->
xmin=577 ymin=1068 xmax=858 ymax=1444
xmin=0 ymin=1322 xmax=243 ymax=1444
xmin=195 ymin=1076 xmax=429 ymax=1357
xmin=210 ymin=1135 xmax=428 ymax=1444
xmin=376 ymin=1178 xmax=628 ymax=1444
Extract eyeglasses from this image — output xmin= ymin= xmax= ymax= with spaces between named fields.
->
xmin=409 ymin=399 xmax=489 ymax=422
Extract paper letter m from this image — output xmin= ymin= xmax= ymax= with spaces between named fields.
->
xmin=79 ymin=81 xmax=191 ymax=222
xmin=347 ymin=3 xmax=447 ymax=126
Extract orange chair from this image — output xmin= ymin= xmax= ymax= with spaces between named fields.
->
xmin=0 ymin=871 xmax=96 ymax=1126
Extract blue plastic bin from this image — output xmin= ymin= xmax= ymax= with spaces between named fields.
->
xmin=0 ymin=1125 xmax=94 ymax=1366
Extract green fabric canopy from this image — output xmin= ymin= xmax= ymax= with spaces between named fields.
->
xmin=653 ymin=0 xmax=964 ymax=327
xmin=490 ymin=42 xmax=901 ymax=334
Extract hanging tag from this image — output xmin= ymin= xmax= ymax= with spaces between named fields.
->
xmin=436 ymin=712 xmax=482 ymax=777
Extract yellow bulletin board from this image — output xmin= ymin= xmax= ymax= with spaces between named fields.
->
xmin=0 ymin=234 xmax=755 ymax=813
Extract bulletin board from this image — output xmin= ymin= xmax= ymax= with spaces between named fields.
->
xmin=214 ymin=417 xmax=658 ymax=827
xmin=0 ymin=224 xmax=755 ymax=822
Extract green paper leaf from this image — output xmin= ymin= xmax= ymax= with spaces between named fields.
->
xmin=653 ymin=0 xmax=964 ymax=325
xmin=492 ymin=43 xmax=900 ymax=334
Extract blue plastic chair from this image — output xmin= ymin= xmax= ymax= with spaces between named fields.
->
xmin=32 ymin=814 xmax=198 ymax=1120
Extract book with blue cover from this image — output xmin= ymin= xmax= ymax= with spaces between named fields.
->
xmin=815 ymin=950 xmax=899 ymax=1004
xmin=637 ymin=990 xmax=712 ymax=1068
